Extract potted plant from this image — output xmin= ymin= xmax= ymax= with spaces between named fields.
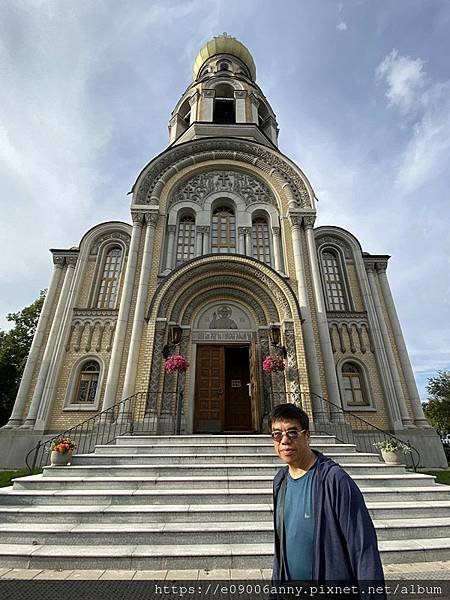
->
xmin=263 ymin=355 xmax=285 ymax=373
xmin=164 ymin=354 xmax=189 ymax=373
xmin=373 ymin=439 xmax=412 ymax=465
xmin=50 ymin=436 xmax=76 ymax=466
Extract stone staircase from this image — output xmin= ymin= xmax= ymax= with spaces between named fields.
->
xmin=0 ymin=434 xmax=449 ymax=571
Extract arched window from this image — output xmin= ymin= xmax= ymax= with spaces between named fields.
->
xmin=96 ymin=246 xmax=123 ymax=309
xmin=320 ymin=248 xmax=348 ymax=311
xmin=211 ymin=206 xmax=236 ymax=254
xmin=213 ymin=84 xmax=235 ymax=124
xmin=176 ymin=215 xmax=196 ymax=265
xmin=252 ymin=217 xmax=271 ymax=265
xmin=341 ymin=362 xmax=368 ymax=406
xmin=74 ymin=360 xmax=100 ymax=404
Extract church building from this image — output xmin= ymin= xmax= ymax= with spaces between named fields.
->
xmin=1 ymin=35 xmax=445 ymax=467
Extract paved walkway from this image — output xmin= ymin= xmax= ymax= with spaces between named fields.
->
xmin=0 ymin=561 xmax=449 ymax=580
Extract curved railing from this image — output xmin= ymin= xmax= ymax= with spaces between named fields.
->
xmin=26 ymin=386 xmax=420 ymax=472
xmin=25 ymin=390 xmax=183 ymax=472
xmin=271 ymin=391 xmax=420 ymax=471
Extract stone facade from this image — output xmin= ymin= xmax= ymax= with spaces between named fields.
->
xmin=0 ymin=34 xmax=446 ymax=468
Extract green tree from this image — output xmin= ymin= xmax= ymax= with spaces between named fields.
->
xmin=422 ymin=370 xmax=450 ymax=435
xmin=0 ymin=291 xmax=46 ymax=426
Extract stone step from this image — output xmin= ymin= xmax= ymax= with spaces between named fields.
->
xmin=13 ymin=468 xmax=417 ymax=492
xmin=40 ymin=463 xmax=401 ymax=479
xmin=115 ymin=435 xmax=340 ymax=446
xmin=1 ymin=480 xmax=446 ymax=508
xmin=92 ymin=448 xmax=382 ymax=463
xmin=94 ymin=444 xmax=360 ymax=456
xmin=67 ymin=454 xmax=405 ymax=470
xmin=0 ymin=539 xmax=449 ymax=570
xmin=2 ymin=500 xmax=450 ymax=524
xmin=12 ymin=471 xmax=433 ymax=493
xmin=0 ymin=517 xmax=448 ymax=546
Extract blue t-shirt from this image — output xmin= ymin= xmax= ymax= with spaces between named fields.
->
xmin=282 ymin=461 xmax=317 ymax=581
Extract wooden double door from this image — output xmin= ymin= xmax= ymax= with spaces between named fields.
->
xmin=194 ymin=344 xmax=256 ymax=433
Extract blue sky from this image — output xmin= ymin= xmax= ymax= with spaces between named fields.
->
xmin=0 ymin=0 xmax=449 ymax=400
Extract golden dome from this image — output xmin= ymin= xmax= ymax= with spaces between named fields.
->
xmin=193 ymin=34 xmax=256 ymax=81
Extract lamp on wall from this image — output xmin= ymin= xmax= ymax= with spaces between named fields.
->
xmin=269 ymin=324 xmax=287 ymax=358
xmin=169 ymin=324 xmax=183 ymax=346
xmin=162 ymin=324 xmax=183 ymax=359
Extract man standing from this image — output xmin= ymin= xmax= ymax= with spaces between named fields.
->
xmin=270 ymin=403 xmax=385 ymax=585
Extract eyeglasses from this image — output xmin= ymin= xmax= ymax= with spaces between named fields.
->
xmin=270 ymin=428 xmax=306 ymax=442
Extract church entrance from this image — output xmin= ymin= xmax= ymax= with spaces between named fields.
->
xmin=194 ymin=345 xmax=252 ymax=433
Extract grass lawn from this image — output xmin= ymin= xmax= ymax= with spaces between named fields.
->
xmin=421 ymin=469 xmax=450 ymax=485
xmin=0 ymin=467 xmax=42 ymax=488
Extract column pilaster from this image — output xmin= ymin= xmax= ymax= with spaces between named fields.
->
xmin=201 ymin=226 xmax=210 ymax=255
xmin=195 ymin=226 xmax=203 ymax=257
xmin=304 ymin=217 xmax=343 ymax=419
xmin=288 ymin=212 xmax=326 ymax=422
xmin=22 ymin=258 xmax=77 ymax=428
xmin=238 ymin=227 xmax=246 ymax=255
xmin=188 ymin=92 xmax=199 ymax=124
xmin=121 ymin=211 xmax=159 ymax=402
xmin=201 ymin=90 xmax=215 ymax=122
xmin=102 ymin=211 xmax=144 ymax=412
xmin=234 ymin=90 xmax=247 ymax=123
xmin=376 ymin=263 xmax=428 ymax=426
xmin=366 ymin=262 xmax=414 ymax=427
xmin=4 ymin=258 xmax=65 ymax=428
xmin=272 ymin=227 xmax=282 ymax=272
xmin=164 ymin=225 xmax=176 ymax=272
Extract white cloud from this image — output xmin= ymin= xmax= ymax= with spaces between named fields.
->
xmin=376 ymin=50 xmax=450 ymax=195
xmin=336 ymin=20 xmax=348 ymax=31
xmin=376 ymin=49 xmax=427 ymax=113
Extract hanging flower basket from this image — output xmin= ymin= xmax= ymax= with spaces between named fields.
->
xmin=164 ymin=354 xmax=189 ymax=373
xmin=263 ymin=355 xmax=285 ymax=373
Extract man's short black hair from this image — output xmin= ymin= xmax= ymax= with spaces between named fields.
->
xmin=269 ymin=403 xmax=310 ymax=431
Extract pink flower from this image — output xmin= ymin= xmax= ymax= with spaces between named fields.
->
xmin=164 ymin=354 xmax=189 ymax=373
xmin=263 ymin=355 xmax=285 ymax=372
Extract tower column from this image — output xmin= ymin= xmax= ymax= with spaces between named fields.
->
xmin=243 ymin=227 xmax=252 ymax=256
xmin=22 ymin=258 xmax=77 ymax=428
xmin=376 ymin=263 xmax=428 ymax=425
xmin=102 ymin=211 xmax=144 ymax=413
xmin=121 ymin=211 xmax=159 ymax=401
xmin=289 ymin=214 xmax=326 ymax=422
xmin=249 ymin=94 xmax=259 ymax=124
xmin=188 ymin=92 xmax=199 ymax=124
xmin=304 ymin=217 xmax=343 ymax=418
xmin=164 ymin=225 xmax=176 ymax=272
xmin=238 ymin=227 xmax=246 ymax=255
xmin=366 ymin=263 xmax=414 ymax=427
xmin=234 ymin=90 xmax=247 ymax=123
xmin=272 ymin=226 xmax=282 ymax=272
xmin=200 ymin=90 xmax=215 ymax=122
xmin=5 ymin=258 xmax=65 ymax=428
xmin=202 ymin=226 xmax=210 ymax=255
xmin=195 ymin=226 xmax=203 ymax=257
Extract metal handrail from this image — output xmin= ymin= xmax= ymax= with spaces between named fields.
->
xmin=25 ymin=390 xmax=184 ymax=472
xmin=272 ymin=391 xmax=420 ymax=471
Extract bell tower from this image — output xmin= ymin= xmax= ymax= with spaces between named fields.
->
xmin=168 ymin=33 xmax=279 ymax=147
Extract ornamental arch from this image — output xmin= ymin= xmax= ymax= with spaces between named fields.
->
xmin=143 ymin=255 xmax=307 ymax=433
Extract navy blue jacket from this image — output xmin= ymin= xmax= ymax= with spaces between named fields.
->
xmin=272 ymin=450 xmax=385 ymax=584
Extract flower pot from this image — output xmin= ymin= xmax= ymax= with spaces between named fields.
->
xmin=380 ymin=449 xmax=403 ymax=465
xmin=51 ymin=450 xmax=73 ymax=466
